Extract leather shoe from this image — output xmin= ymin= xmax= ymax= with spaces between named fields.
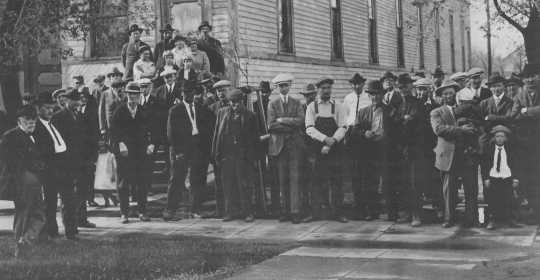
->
xmin=222 ymin=215 xmax=234 ymax=222
xmin=291 ymin=214 xmax=301 ymax=224
xmin=336 ymin=216 xmax=348 ymax=223
xmin=79 ymin=221 xmax=96 ymax=228
xmin=120 ymin=215 xmax=129 ymax=224
xmin=244 ymin=215 xmax=255 ymax=223
xmin=411 ymin=215 xmax=422 ymax=227
xmin=442 ymin=222 xmax=454 ymax=228
xmin=139 ymin=214 xmax=151 ymax=222
xmin=486 ymin=221 xmax=496 ymax=230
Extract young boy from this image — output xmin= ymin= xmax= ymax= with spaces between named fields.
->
xmin=481 ymin=125 xmax=519 ymax=230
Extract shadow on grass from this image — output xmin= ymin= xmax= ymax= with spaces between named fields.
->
xmin=0 ymin=233 xmax=298 ymax=280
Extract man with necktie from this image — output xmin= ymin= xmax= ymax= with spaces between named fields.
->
xmin=33 ymin=91 xmax=79 ymax=239
xmin=430 ymin=80 xmax=477 ymax=228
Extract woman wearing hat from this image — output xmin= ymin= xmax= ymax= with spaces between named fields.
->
xmin=121 ymin=24 xmax=153 ymax=81
xmin=133 ymin=46 xmax=156 ymax=82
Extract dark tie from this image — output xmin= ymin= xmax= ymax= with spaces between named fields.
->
xmin=49 ymin=122 xmax=61 ymax=146
xmin=189 ymin=103 xmax=194 ymax=117
xmin=496 ymin=147 xmax=502 ymax=172
xmin=355 ymin=94 xmax=360 ymax=119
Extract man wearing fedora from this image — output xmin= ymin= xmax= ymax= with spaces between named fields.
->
xmin=511 ymin=64 xmax=540 ymax=223
xmin=154 ymin=24 xmax=175 ymax=69
xmin=121 ymin=24 xmax=152 ymax=81
xmin=430 ymin=80 xmax=477 ymax=228
xmin=92 ymin=75 xmax=108 ymax=103
xmin=268 ymin=73 xmax=305 ymax=223
xmin=197 ymin=21 xmax=225 ymax=76
xmin=456 ymin=67 xmax=492 ymax=105
xmin=107 ymin=67 xmax=124 ymax=86
xmin=351 ymin=80 xmax=390 ymax=221
xmin=305 ymin=78 xmax=348 ymax=223
xmin=110 ymin=82 xmax=158 ymax=224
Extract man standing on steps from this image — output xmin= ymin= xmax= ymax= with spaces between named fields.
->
xmin=268 ymin=73 xmax=305 ymax=224
xmin=164 ymin=86 xmax=215 ymax=220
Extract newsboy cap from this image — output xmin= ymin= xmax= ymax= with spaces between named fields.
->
xmin=486 ymin=75 xmax=506 ymax=86
xmin=125 ymin=82 xmax=141 ymax=94
xmin=272 ymin=73 xmax=294 ymax=85
xmin=414 ymin=78 xmax=434 ymax=88
xmin=315 ymin=77 xmax=334 ymax=88
xmin=467 ymin=67 xmax=484 ymax=78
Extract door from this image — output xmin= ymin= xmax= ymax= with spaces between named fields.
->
xmin=170 ymin=0 xmax=203 ymax=35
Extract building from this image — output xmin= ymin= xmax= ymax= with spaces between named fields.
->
xmin=63 ymin=0 xmax=472 ymax=99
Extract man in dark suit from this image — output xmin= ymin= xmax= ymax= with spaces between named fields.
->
xmin=91 ymin=75 xmax=108 ymax=103
xmin=212 ymin=89 xmax=258 ymax=222
xmin=34 ymin=91 xmax=79 ymax=239
xmin=154 ymin=24 xmax=174 ymax=69
xmin=267 ymin=73 xmax=305 ymax=223
xmin=351 ymin=80 xmax=390 ymax=221
xmin=1 ymin=105 xmax=46 ymax=257
xmin=110 ymin=82 xmax=158 ymax=224
xmin=511 ymin=64 xmax=540 ymax=223
xmin=479 ymin=75 xmax=514 ymax=151
xmin=164 ymin=86 xmax=215 ymax=220
xmin=430 ymin=80 xmax=477 ymax=228
xmin=178 ymin=55 xmax=198 ymax=91
xmin=197 ymin=21 xmax=225 ymax=76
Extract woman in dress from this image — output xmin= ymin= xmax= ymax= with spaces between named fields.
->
xmin=133 ymin=46 xmax=156 ymax=81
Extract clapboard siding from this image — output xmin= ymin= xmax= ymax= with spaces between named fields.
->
xmin=293 ymin=0 xmax=331 ymax=60
xmin=238 ymin=0 xmax=277 ymax=53
xmin=342 ymin=0 xmax=369 ymax=64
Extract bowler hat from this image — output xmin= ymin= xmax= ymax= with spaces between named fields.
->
xmin=16 ymin=105 xmax=37 ymax=119
xmin=506 ymin=73 xmax=523 ymax=86
xmin=198 ymin=71 xmax=214 ymax=84
xmin=434 ymin=80 xmax=460 ymax=96
xmin=349 ymin=73 xmax=366 ymax=84
xmin=397 ymin=73 xmax=414 ymax=85
xmin=125 ymin=82 xmax=141 ymax=94
xmin=198 ymin=21 xmax=213 ymax=31
xmin=365 ymin=80 xmax=384 ymax=95
xmin=432 ymin=67 xmax=445 ymax=77
xmin=380 ymin=71 xmax=397 ymax=82
xmin=491 ymin=125 xmax=512 ymax=136
xmin=63 ymin=89 xmax=81 ymax=100
xmin=315 ymin=77 xmax=334 ymax=88
xmin=486 ymin=74 xmax=506 ymax=86
xmin=36 ymin=91 xmax=54 ymax=105
xmin=128 ymin=24 xmax=144 ymax=35
xmin=107 ymin=67 xmax=123 ymax=78
xmin=160 ymin=24 xmax=174 ymax=33
xmin=93 ymin=75 xmax=106 ymax=84
xmin=301 ymin=83 xmax=317 ymax=95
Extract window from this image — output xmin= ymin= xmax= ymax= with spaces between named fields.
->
xmin=435 ymin=7 xmax=441 ymax=67
xmin=171 ymin=1 xmax=202 ymax=35
xmin=396 ymin=0 xmax=405 ymax=67
xmin=278 ymin=0 xmax=294 ymax=54
xmin=368 ymin=0 xmax=378 ymax=64
xmin=330 ymin=0 xmax=343 ymax=60
xmin=417 ymin=5 xmax=425 ymax=69
xmin=90 ymin=0 xmax=129 ymax=58
xmin=449 ymin=12 xmax=456 ymax=72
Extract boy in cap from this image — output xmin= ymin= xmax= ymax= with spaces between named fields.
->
xmin=110 ymin=82 xmax=158 ymax=224
xmin=268 ymin=73 xmax=305 ymax=223
xmin=212 ymin=89 xmax=258 ymax=222
xmin=305 ymin=77 xmax=348 ymax=223
xmin=481 ymin=125 xmax=519 ymax=229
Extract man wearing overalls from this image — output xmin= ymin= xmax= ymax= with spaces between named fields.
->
xmin=305 ymin=78 xmax=348 ymax=223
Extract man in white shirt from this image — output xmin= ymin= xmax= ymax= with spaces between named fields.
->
xmin=343 ymin=73 xmax=370 ymax=127
xmin=481 ymin=125 xmax=519 ymax=230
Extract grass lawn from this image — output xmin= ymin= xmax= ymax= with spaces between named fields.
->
xmin=0 ymin=232 xmax=297 ymax=280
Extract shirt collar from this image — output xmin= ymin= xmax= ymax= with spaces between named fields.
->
xmin=39 ymin=118 xmax=49 ymax=125
xmin=280 ymin=94 xmax=288 ymax=103
xmin=317 ymin=98 xmax=334 ymax=104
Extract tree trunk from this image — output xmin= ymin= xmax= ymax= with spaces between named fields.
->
xmin=524 ymin=15 xmax=540 ymax=65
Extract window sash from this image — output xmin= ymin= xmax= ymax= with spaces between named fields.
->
xmin=278 ymin=0 xmax=294 ymax=54
xmin=331 ymin=0 xmax=343 ymax=59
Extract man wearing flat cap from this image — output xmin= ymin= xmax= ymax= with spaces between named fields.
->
xmin=481 ymin=125 xmax=519 ymax=230
xmin=351 ymin=80 xmax=390 ymax=221
xmin=430 ymin=80 xmax=477 ymax=228
xmin=456 ymin=67 xmax=492 ymax=105
xmin=1 ymin=105 xmax=46 ymax=257
xmin=212 ymin=89 xmax=258 ymax=222
xmin=267 ymin=74 xmax=305 ymax=223
xmin=209 ymin=80 xmax=232 ymax=116
xmin=121 ymin=24 xmax=153 ymax=81
xmin=449 ymin=72 xmax=469 ymax=91
xmin=511 ymin=63 xmax=540 ymax=223
xmin=305 ymin=77 xmax=348 ymax=223
xmin=110 ymin=82 xmax=158 ymax=224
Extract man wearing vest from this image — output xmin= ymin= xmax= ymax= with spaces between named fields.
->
xmin=268 ymin=73 xmax=305 ymax=224
xmin=305 ymin=77 xmax=348 ymax=223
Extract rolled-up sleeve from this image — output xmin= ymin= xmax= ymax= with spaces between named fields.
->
xmin=305 ymin=103 xmax=327 ymax=143
xmin=332 ymin=103 xmax=347 ymax=142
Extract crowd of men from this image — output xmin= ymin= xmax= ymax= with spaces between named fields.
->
xmin=2 ymin=21 xmax=540 ymax=259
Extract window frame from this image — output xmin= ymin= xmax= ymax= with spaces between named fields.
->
xmin=277 ymin=0 xmax=295 ymax=55
xmin=417 ymin=4 xmax=425 ymax=69
xmin=368 ymin=0 xmax=379 ymax=65
xmin=449 ymin=11 xmax=456 ymax=73
xmin=330 ymin=0 xmax=344 ymax=61
xmin=396 ymin=0 xmax=405 ymax=68
xmin=434 ymin=6 xmax=441 ymax=67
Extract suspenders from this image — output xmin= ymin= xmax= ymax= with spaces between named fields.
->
xmin=314 ymin=101 xmax=335 ymax=116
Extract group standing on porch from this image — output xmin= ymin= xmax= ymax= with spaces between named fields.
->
xmin=2 ymin=21 xmax=540 ymax=259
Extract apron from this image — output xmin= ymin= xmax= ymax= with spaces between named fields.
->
xmin=310 ymin=102 xmax=341 ymax=158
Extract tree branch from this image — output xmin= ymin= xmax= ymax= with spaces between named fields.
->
xmin=493 ymin=0 xmax=526 ymax=33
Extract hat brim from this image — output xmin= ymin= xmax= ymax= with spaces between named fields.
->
xmin=435 ymin=85 xmax=460 ymax=96
xmin=301 ymin=91 xmax=317 ymax=95
xmin=198 ymin=24 xmax=212 ymax=31
xmin=349 ymin=78 xmax=367 ymax=84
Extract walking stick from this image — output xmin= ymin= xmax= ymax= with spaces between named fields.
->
xmin=255 ymin=88 xmax=269 ymax=214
